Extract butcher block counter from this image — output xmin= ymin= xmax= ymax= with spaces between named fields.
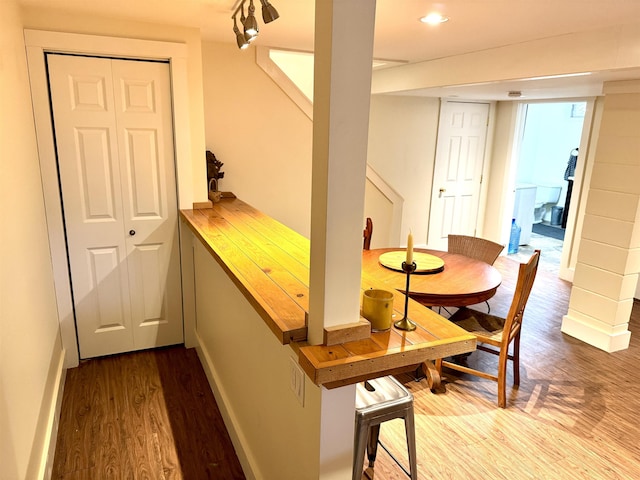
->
xmin=181 ymin=198 xmax=475 ymax=388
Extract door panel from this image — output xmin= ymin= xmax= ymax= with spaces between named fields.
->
xmin=428 ymin=101 xmax=490 ymax=249
xmin=76 ymin=127 xmax=119 ymax=220
xmin=112 ymin=59 xmax=182 ymax=348
xmin=48 ymin=54 xmax=182 ymax=358
xmin=85 ymin=246 xmax=132 ymax=334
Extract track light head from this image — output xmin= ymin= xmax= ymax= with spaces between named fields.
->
xmin=244 ymin=0 xmax=259 ymax=36
xmin=239 ymin=4 xmax=257 ymax=43
xmin=260 ymin=0 xmax=279 ymax=23
xmin=233 ymin=16 xmax=249 ymax=50
xmin=231 ymin=0 xmax=278 ymax=49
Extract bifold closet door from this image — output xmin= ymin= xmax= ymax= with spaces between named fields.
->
xmin=48 ymin=54 xmax=183 ymax=358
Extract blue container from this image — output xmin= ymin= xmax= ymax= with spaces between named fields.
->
xmin=508 ymin=218 xmax=521 ymax=254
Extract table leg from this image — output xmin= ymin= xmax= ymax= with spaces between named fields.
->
xmin=421 ymin=361 xmax=442 ymax=392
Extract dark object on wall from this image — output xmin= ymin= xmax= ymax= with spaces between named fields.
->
xmin=564 ymin=148 xmax=578 ymax=180
xmin=206 ymin=151 xmax=236 ymax=202
xmin=206 ymin=150 xmax=224 ymax=184
xmin=562 ymin=147 xmax=578 ymax=228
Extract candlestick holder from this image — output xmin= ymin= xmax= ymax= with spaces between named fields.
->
xmin=394 ymin=261 xmax=417 ymax=331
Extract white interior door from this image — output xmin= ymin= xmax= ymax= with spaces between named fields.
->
xmin=48 ymin=54 xmax=183 ymax=358
xmin=427 ymin=101 xmax=490 ymax=249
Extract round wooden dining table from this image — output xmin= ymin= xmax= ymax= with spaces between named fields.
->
xmin=362 ymin=248 xmax=502 ymax=308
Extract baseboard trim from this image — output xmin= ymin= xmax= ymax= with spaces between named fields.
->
xmin=561 ymin=314 xmax=631 ymax=352
xmin=194 ymin=333 xmax=260 ymax=480
xmin=38 ymin=347 xmax=66 ymax=480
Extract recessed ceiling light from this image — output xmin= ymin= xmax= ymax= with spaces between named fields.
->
xmin=419 ymin=13 xmax=449 ymax=25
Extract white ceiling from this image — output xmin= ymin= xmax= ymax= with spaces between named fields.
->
xmin=19 ymin=0 xmax=640 ymax=100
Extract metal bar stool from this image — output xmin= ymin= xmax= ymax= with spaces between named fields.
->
xmin=353 ymin=375 xmax=417 ymax=480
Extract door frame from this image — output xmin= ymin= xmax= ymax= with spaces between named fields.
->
xmin=505 ymin=98 xmax=596 ymax=282
xmin=427 ymin=99 xmax=496 ymax=249
xmin=25 ymin=30 xmax=195 ymax=368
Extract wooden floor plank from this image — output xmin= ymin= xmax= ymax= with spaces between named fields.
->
xmin=361 ymin=255 xmax=640 ymax=479
xmin=53 ymin=347 xmax=245 ymax=480
xmin=55 ymin=253 xmax=640 ymax=479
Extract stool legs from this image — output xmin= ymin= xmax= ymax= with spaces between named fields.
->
xmin=366 ymin=424 xmax=381 ymax=468
xmin=405 ymin=404 xmax=418 ymax=480
xmin=354 ymin=376 xmax=417 ymax=479
xmin=353 ymin=409 xmax=418 ymax=480
xmin=353 ymin=416 xmax=369 ymax=480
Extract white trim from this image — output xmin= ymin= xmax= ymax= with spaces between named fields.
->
xmin=38 ymin=347 xmax=66 ymax=480
xmin=559 ymin=98 xmax=597 ymax=282
xmin=256 ymin=46 xmax=313 ymax=120
xmin=561 ymin=313 xmax=631 ymax=352
xmin=365 ymin=165 xmax=404 ymax=246
xmin=256 ymin=46 xmax=404 ymax=247
xmin=25 ymin=30 xmax=194 ymax=367
xmin=194 ymin=332 xmax=258 ymax=480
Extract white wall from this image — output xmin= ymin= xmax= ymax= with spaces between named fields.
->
xmin=201 ymin=41 xmax=313 ymax=237
xmin=0 ymin=1 xmax=64 ymax=478
xmin=192 ymin=240 xmax=323 ymax=479
xmin=483 ymin=102 xmax=522 ymax=244
xmin=367 ymin=95 xmax=440 ymax=246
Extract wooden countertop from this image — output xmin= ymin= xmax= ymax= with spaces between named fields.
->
xmin=181 ymin=198 xmax=309 ymax=344
xmin=181 ymin=198 xmax=476 ymax=388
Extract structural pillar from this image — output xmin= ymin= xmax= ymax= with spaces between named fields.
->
xmin=308 ymin=0 xmax=377 ymax=478
xmin=562 ymin=80 xmax=640 ymax=352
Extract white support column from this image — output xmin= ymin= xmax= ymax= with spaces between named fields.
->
xmin=308 ymin=0 xmax=376 ymax=478
xmin=561 ymin=80 xmax=640 ymax=352
xmin=309 ymin=0 xmax=376 ymax=341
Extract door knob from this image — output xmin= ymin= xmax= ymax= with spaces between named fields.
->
xmin=129 ymin=230 xmax=136 ymax=236
xmin=439 ymin=188 xmax=446 ymax=193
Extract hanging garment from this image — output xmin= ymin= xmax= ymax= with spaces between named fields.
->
xmin=564 ymin=148 xmax=578 ymax=180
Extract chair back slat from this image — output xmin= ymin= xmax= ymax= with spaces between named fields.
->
xmin=363 ymin=217 xmax=373 ymax=250
xmin=502 ymin=249 xmax=540 ymax=347
xmin=448 ymin=234 xmax=504 ymax=265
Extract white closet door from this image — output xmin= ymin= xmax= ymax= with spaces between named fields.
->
xmin=428 ymin=101 xmax=490 ymax=249
xmin=48 ymin=54 xmax=182 ymax=358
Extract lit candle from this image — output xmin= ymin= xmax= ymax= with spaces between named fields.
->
xmin=406 ymin=231 xmax=413 ymax=265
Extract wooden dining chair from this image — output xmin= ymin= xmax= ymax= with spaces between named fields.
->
xmin=447 ymin=234 xmax=504 ymax=313
xmin=436 ymin=249 xmax=540 ymax=408
xmin=363 ymin=217 xmax=373 ymax=250
xmin=447 ymin=234 xmax=504 ymax=265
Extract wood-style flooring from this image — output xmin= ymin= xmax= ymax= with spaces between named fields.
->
xmin=54 ymin=253 xmax=640 ymax=479
xmin=52 ymin=346 xmax=244 ymax=479
xmin=364 ymin=255 xmax=640 ymax=479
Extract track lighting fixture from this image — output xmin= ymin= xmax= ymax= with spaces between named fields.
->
xmin=260 ymin=0 xmax=279 ymax=23
xmin=244 ymin=0 xmax=259 ymax=37
xmin=231 ymin=0 xmax=279 ymax=50
xmin=233 ymin=15 xmax=249 ymax=50
xmin=239 ymin=6 xmax=257 ymax=43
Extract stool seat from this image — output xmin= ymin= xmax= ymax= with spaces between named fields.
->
xmin=353 ymin=376 xmax=417 ymax=479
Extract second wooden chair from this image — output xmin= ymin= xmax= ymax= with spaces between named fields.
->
xmin=447 ymin=234 xmax=504 ymax=313
xmin=447 ymin=234 xmax=504 ymax=265
xmin=436 ymin=249 xmax=540 ymax=408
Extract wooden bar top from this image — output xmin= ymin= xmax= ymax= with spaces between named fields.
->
xmin=181 ymin=198 xmax=476 ymax=388
xmin=181 ymin=198 xmax=309 ymax=344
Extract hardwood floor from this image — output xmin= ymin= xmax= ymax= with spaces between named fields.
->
xmin=54 ymin=253 xmax=640 ymax=479
xmin=362 ymin=255 xmax=640 ymax=479
xmin=52 ymin=346 xmax=245 ymax=479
